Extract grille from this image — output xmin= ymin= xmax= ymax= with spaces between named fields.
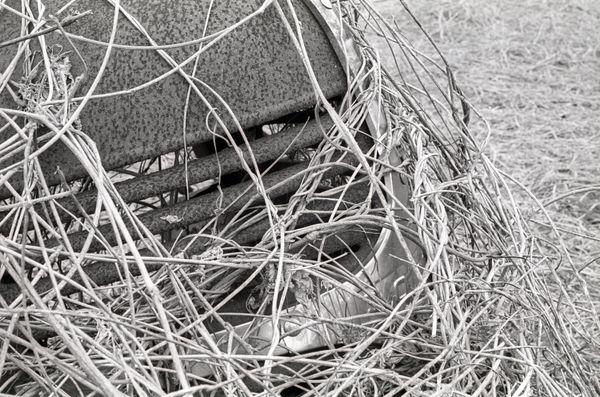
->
xmin=0 ymin=112 xmax=387 ymax=355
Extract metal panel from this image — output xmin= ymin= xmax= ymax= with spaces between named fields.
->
xmin=0 ymin=0 xmax=346 ymax=184
xmin=0 ymin=116 xmax=332 ymax=231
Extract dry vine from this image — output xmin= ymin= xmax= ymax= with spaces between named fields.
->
xmin=0 ymin=0 xmax=598 ymax=396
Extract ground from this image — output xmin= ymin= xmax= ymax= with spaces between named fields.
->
xmin=373 ymin=0 xmax=600 ymax=308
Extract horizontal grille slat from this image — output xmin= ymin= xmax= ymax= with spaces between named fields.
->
xmin=0 ymin=117 xmax=332 ymax=233
xmin=44 ymin=158 xmax=357 ymax=253
xmin=66 ymin=117 xmax=331 ymax=214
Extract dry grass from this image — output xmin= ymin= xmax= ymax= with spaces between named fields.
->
xmin=380 ymin=0 xmax=600 ymax=292
xmin=375 ymin=0 xmax=600 ymax=381
xmin=374 ymin=0 xmax=600 ymax=270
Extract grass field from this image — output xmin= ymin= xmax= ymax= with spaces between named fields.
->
xmin=374 ymin=0 xmax=600 ymax=307
xmin=369 ymin=0 xmax=600 ymax=379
